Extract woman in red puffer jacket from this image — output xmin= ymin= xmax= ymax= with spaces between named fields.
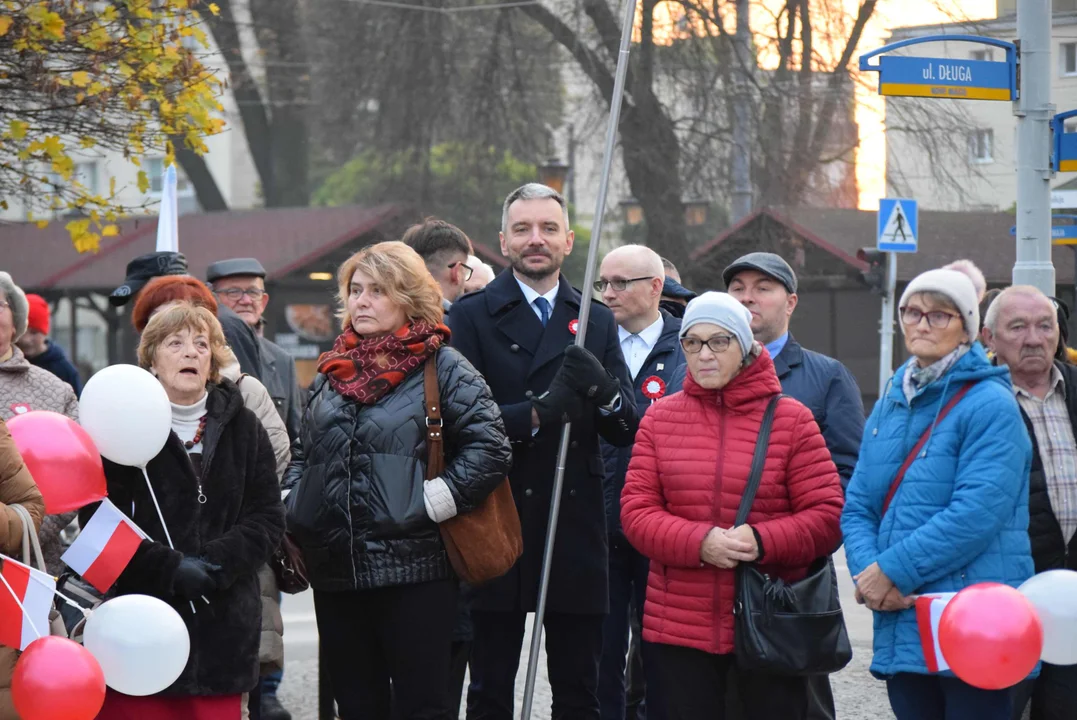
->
xmin=621 ymin=291 xmax=844 ymax=720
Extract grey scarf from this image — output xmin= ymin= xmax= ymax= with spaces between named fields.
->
xmin=902 ymin=344 xmax=970 ymax=402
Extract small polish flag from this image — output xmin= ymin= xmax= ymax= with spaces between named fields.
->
xmin=62 ymin=498 xmax=148 ymax=594
xmin=916 ymin=592 xmax=958 ymax=673
xmin=0 ymin=556 xmax=55 ymax=650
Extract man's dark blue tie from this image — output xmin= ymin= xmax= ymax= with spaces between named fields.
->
xmin=534 ymin=297 xmax=551 ymax=328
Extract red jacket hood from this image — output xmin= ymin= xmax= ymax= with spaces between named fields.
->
xmin=682 ymin=345 xmax=783 ymax=410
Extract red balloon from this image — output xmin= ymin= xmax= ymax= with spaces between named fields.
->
xmin=7 ymin=411 xmax=107 ymax=514
xmin=938 ymin=582 xmax=1043 ymax=690
xmin=12 ymin=636 xmax=106 ymax=720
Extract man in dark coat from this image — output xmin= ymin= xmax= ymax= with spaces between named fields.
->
xmin=110 ymin=252 xmax=264 ymax=381
xmin=206 ymin=258 xmax=303 ymax=443
xmin=595 ymin=246 xmax=683 ymax=720
xmin=448 ymin=183 xmax=639 ymax=720
xmin=669 ymin=252 xmax=864 ymax=720
xmin=984 ymin=286 xmax=1077 ymax=720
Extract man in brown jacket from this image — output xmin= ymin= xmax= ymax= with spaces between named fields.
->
xmin=0 ymin=416 xmax=46 ymax=719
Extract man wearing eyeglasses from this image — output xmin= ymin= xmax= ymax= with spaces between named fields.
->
xmin=595 ymin=245 xmax=682 ymax=720
xmin=668 ymin=251 xmax=863 ymax=720
xmin=401 ymin=218 xmax=474 ymax=312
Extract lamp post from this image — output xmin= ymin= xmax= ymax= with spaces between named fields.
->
xmin=684 ymin=199 xmax=709 ymax=227
xmin=538 ymin=158 xmax=570 ymax=195
xmin=620 ymin=198 xmax=644 ymax=226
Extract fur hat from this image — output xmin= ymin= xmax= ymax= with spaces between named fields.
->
xmin=0 ymin=272 xmax=29 ymax=342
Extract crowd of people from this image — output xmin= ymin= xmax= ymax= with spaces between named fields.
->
xmin=0 ymin=182 xmax=1072 ymax=720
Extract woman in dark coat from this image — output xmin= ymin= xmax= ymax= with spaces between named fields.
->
xmin=285 ymin=241 xmax=511 ymax=720
xmin=90 ymin=302 xmax=285 ymax=720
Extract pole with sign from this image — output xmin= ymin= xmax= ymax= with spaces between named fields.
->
xmin=876 ymin=198 xmax=918 ymax=396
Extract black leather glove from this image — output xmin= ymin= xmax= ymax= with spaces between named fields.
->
xmin=559 ymin=345 xmax=621 ymax=406
xmin=172 ymin=557 xmax=221 ymax=600
xmin=532 ymin=376 xmax=585 ymax=430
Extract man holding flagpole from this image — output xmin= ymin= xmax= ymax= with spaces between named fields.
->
xmin=448 ymin=183 xmax=638 ymax=720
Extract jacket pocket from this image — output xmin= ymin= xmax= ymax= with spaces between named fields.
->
xmin=368 ymin=454 xmax=431 ymax=539
xmin=287 ymin=463 xmax=327 ymax=536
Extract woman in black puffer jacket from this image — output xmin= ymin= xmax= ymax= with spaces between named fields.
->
xmin=285 ymin=241 xmax=511 ymax=720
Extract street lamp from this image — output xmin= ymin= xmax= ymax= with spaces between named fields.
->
xmin=537 ymin=158 xmax=570 ymax=195
xmin=684 ymin=199 xmax=709 ymax=227
xmin=620 ymin=198 xmax=644 ymax=226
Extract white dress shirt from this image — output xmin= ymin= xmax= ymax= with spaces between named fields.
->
xmin=515 ymin=275 xmax=559 ymax=322
xmin=618 ymin=315 xmax=665 ymax=380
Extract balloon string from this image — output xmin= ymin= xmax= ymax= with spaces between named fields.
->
xmin=0 ymin=567 xmax=42 ymax=642
xmin=139 ymin=466 xmax=198 ymax=615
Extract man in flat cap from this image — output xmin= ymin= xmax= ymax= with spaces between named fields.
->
xmin=110 ymin=252 xmax=263 ymax=380
xmin=207 ymin=258 xmax=301 ymax=444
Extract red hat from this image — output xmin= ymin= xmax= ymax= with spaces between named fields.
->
xmin=25 ymin=294 xmax=49 ymax=335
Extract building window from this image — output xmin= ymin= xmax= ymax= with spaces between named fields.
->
xmin=968 ymin=129 xmax=994 ymax=164
xmin=147 ymin=158 xmax=193 ymax=196
xmin=74 ymin=161 xmax=98 ymax=195
xmin=1063 ymin=42 xmax=1077 ymax=76
xmin=970 ymin=49 xmax=992 ymax=62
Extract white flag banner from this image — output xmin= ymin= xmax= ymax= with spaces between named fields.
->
xmin=916 ymin=592 xmax=958 ymax=673
xmin=155 ymin=164 xmax=179 ymax=253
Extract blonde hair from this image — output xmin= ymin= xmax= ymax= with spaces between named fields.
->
xmin=336 ymin=241 xmax=444 ymax=331
xmin=138 ymin=302 xmax=231 ymax=384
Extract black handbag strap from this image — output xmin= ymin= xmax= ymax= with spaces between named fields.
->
xmin=734 ymin=394 xmax=785 ymax=527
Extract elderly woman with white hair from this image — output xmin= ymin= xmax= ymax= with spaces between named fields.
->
xmin=0 ymin=271 xmax=79 ymax=577
xmin=842 ymin=269 xmax=1033 ymax=719
xmin=621 ymin=292 xmax=844 ymax=720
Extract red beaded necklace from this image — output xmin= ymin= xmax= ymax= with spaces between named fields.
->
xmin=184 ymin=416 xmax=208 ymax=450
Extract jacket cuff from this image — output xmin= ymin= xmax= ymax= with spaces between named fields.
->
xmin=424 ymin=477 xmax=458 ymax=523
xmin=877 ymin=547 xmax=919 ymax=596
xmin=751 ymin=526 xmax=765 ymax=562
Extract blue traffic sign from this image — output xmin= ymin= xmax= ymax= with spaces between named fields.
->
xmin=878 ymin=199 xmax=918 ymax=253
xmin=860 ymin=35 xmax=1017 ymax=102
xmin=1053 ymin=110 xmax=1077 ymax=172
xmin=1010 ymin=214 xmax=1077 ymax=244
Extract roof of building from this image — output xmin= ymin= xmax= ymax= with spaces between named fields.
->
xmin=691 ymin=206 xmax=1075 ymax=285
xmin=2 ymin=204 xmax=508 ymax=292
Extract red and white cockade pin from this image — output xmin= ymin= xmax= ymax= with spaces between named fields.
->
xmin=9 ymin=403 xmax=30 ymax=415
xmin=568 ymin=319 xmax=579 ymax=335
xmin=642 ymin=376 xmax=666 ymax=403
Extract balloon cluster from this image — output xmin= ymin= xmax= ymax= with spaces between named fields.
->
xmin=936 ymin=572 xmax=1077 ymax=690
xmin=6 ymin=366 xmax=184 ymax=720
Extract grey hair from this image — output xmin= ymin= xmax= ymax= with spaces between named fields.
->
xmin=0 ymin=272 xmax=28 ymax=342
xmin=983 ymin=285 xmax=1054 ymax=332
xmin=501 ymin=183 xmax=571 ymax=235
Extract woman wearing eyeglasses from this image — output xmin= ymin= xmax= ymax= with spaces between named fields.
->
xmin=842 ymin=269 xmax=1033 ymax=720
xmin=620 ymin=292 xmax=844 ymax=720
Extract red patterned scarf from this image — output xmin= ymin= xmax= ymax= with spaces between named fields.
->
xmin=318 ymin=321 xmax=450 ymax=404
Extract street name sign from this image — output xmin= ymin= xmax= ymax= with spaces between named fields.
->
xmin=859 ymin=35 xmax=1017 ymax=102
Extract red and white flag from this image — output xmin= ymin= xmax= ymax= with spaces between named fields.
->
xmin=0 ymin=556 xmax=55 ymax=650
xmin=61 ymin=498 xmax=148 ymax=594
xmin=916 ymin=592 xmax=958 ymax=673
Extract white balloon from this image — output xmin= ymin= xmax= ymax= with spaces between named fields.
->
xmin=1020 ymin=569 xmax=1077 ymax=665
xmin=83 ymin=595 xmax=190 ymax=696
xmin=80 ymin=365 xmax=171 ymax=467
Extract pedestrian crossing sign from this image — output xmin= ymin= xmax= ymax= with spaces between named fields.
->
xmin=878 ymin=198 xmax=918 ymax=253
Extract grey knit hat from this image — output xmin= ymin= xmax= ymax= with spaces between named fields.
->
xmin=0 ymin=272 xmax=28 ymax=342
xmin=680 ymin=291 xmax=755 ymax=355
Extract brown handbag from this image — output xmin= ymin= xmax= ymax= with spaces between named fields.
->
xmin=423 ymin=356 xmax=523 ymax=585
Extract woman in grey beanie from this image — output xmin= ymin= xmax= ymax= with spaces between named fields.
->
xmin=621 ymin=292 xmax=844 ymax=719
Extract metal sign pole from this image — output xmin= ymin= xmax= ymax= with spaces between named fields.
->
xmin=878 ymin=252 xmax=897 ymax=397
xmin=518 ymin=0 xmax=638 ymax=716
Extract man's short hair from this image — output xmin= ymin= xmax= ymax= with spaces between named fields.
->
xmin=502 ymin=183 xmax=571 ymax=235
xmin=983 ymin=285 xmax=1054 ymax=332
xmin=400 ymin=219 xmax=473 ymax=267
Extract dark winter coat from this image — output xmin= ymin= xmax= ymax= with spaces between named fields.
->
xmin=88 ymin=379 xmax=285 ymax=697
xmin=259 ymin=336 xmax=302 ymax=442
xmin=1019 ymin=360 xmax=1077 ymax=573
xmin=447 ymin=272 xmax=639 ymax=614
xmin=284 ymin=346 xmax=512 ymax=592
xmin=601 ymin=312 xmax=683 ymax=538
xmin=671 ymin=335 xmax=864 ymax=487
xmin=27 ymin=341 xmax=82 ymax=397
xmin=219 ymin=306 xmax=263 ymax=382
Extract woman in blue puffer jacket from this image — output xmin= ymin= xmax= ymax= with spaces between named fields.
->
xmin=842 ymin=268 xmax=1034 ymax=720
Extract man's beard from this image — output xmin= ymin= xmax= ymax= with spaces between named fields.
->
xmin=511 ymin=253 xmax=561 ymax=281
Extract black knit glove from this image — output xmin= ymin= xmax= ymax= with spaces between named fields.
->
xmin=532 ymin=376 xmax=585 ymax=430
xmin=559 ymin=345 xmax=621 ymax=406
xmin=172 ymin=557 xmax=221 ymax=600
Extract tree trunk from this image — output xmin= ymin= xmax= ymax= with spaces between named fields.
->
xmin=172 ymin=140 xmax=228 ymax=211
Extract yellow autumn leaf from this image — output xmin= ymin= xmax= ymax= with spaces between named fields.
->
xmin=73 ymin=233 xmax=100 ymax=253
xmin=8 ymin=120 xmax=28 ymax=140
xmin=137 ymin=170 xmax=149 ymax=193
xmin=207 ymin=2 xmax=220 ymax=15
xmin=101 ymin=224 xmax=119 ymax=237
xmin=79 ymin=136 xmax=96 ymax=149
xmin=71 ymin=70 xmax=90 ymax=87
xmin=35 ymin=220 xmax=48 ymax=229
xmin=0 ymin=16 xmax=12 ymax=36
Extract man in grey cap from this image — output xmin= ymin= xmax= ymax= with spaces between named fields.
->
xmin=207 ymin=258 xmax=301 ymax=444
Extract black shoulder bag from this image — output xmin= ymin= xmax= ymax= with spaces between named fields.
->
xmin=733 ymin=395 xmax=852 ymax=676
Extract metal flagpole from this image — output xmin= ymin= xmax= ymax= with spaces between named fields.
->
xmin=518 ymin=0 xmax=638 ymax=715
